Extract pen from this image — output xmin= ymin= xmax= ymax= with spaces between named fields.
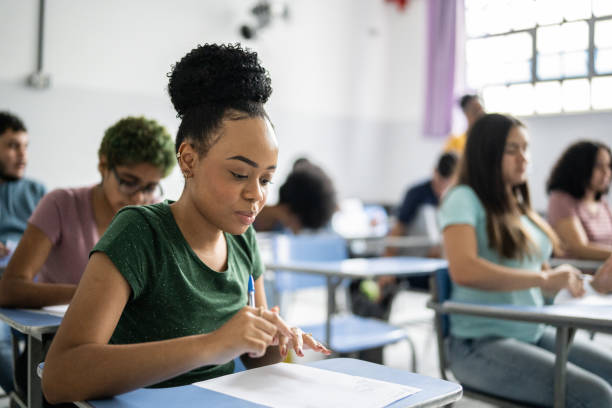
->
xmin=248 ymin=274 xmax=255 ymax=307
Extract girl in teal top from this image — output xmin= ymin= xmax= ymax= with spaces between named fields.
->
xmin=439 ymin=113 xmax=612 ymax=407
xmin=42 ymin=44 xmax=330 ymax=403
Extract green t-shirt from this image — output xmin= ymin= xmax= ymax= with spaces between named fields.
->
xmin=438 ymin=185 xmax=552 ymax=343
xmin=91 ymin=201 xmax=264 ymax=387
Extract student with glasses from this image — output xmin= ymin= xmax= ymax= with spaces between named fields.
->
xmin=0 ymin=116 xmax=175 ymax=310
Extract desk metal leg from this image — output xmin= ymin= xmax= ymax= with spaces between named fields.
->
xmin=554 ymin=326 xmax=575 ymax=408
xmin=27 ymin=335 xmax=42 ymax=408
xmin=27 ymin=333 xmax=53 ymax=408
xmin=325 ymin=276 xmax=341 ymax=350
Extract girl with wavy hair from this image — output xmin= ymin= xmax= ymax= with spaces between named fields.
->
xmin=547 ymin=140 xmax=612 ymax=260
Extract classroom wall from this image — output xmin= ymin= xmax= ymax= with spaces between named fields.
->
xmin=1 ymin=0 xmax=610 ymax=212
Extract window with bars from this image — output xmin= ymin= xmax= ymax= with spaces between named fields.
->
xmin=465 ymin=0 xmax=612 ymax=115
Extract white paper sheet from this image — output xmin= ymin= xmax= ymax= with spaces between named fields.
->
xmin=41 ymin=304 xmax=69 ymax=316
xmin=554 ymin=276 xmax=612 ymax=306
xmin=0 ymin=240 xmax=18 ymax=268
xmin=194 ymin=362 xmax=420 ymax=408
xmin=24 ymin=304 xmax=69 ymax=317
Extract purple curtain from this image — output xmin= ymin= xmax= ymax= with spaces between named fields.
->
xmin=423 ymin=0 xmax=458 ymax=138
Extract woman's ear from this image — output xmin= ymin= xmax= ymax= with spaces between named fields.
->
xmin=177 ymin=142 xmax=196 ymax=179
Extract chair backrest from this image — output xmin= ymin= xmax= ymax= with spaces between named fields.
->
xmin=429 ymin=267 xmax=452 ymax=380
xmin=271 ymin=234 xmax=348 ymax=294
xmin=432 ymin=268 xmax=452 ymax=337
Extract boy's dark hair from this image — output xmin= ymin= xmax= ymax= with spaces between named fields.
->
xmin=168 ymin=43 xmax=272 ymax=156
xmin=0 ymin=111 xmax=26 ymax=135
xmin=99 ymin=116 xmax=176 ymax=177
xmin=547 ymin=140 xmax=611 ymax=201
xmin=436 ymin=152 xmax=458 ymax=178
xmin=459 ymin=94 xmax=478 ymax=111
xmin=279 ymin=164 xmax=337 ymax=230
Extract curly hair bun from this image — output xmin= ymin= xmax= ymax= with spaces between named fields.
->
xmin=168 ymin=43 xmax=272 ymax=118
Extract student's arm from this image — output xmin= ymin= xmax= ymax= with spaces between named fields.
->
xmin=553 ymin=216 xmax=612 ymax=261
xmin=443 ymin=224 xmax=584 ymax=296
xmin=42 ymin=253 xmax=320 ymax=404
xmin=592 ymin=256 xmax=612 ymax=294
xmin=0 ymin=223 xmax=76 ymax=308
xmin=383 ymin=221 xmax=406 ymax=257
xmin=253 ymin=206 xmax=279 ymax=231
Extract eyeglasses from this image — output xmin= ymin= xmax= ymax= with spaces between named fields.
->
xmin=111 ymin=168 xmax=163 ymax=198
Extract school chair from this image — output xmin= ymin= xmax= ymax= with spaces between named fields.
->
xmin=267 ymin=234 xmax=416 ymax=369
xmin=427 ymin=268 xmax=543 ymax=408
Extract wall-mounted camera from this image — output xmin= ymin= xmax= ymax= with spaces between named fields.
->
xmin=239 ymin=1 xmax=289 ymax=40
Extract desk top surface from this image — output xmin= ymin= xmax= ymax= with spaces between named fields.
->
xmin=441 ymin=301 xmax=612 ymax=332
xmin=78 ymin=358 xmax=462 ymax=408
xmin=549 ymin=258 xmax=604 ymax=271
xmin=0 ymin=307 xmax=62 ymax=338
xmin=265 ymin=256 xmax=448 ymax=279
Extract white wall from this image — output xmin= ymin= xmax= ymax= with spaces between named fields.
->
xmin=0 ymin=0 xmax=610 ymax=211
xmin=522 ymin=112 xmax=612 ymax=211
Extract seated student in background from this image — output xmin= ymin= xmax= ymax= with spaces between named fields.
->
xmin=0 ymin=111 xmax=46 ymax=396
xmin=0 ymin=116 xmax=176 ymax=309
xmin=0 ymin=111 xmax=47 ymax=267
xmin=385 ymin=151 xmax=458 ymax=259
xmin=254 ymin=158 xmax=337 ymax=234
xmin=547 ymin=140 xmax=612 ymax=261
xmin=42 ymin=43 xmax=330 ymax=404
xmin=439 ymin=113 xmax=612 ymax=407
xmin=443 ymin=94 xmax=485 ymax=154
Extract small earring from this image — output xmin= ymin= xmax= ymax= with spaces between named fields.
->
xmin=176 ymin=152 xmax=181 ymax=159
xmin=183 ymin=170 xmax=192 ymax=179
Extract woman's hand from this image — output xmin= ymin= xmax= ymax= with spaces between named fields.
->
xmin=542 ymin=264 xmax=585 ymax=298
xmin=277 ymin=325 xmax=332 ymax=358
xmin=210 ymin=306 xmax=298 ymax=364
xmin=263 ymin=306 xmax=331 ymax=358
xmin=591 ymin=256 xmax=612 ymax=294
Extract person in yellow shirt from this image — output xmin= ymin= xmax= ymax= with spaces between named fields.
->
xmin=444 ymin=94 xmax=485 ymax=154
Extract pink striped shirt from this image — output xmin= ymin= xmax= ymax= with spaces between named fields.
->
xmin=548 ymin=190 xmax=612 ymax=246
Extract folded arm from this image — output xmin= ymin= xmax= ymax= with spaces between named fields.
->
xmin=0 ymin=223 xmax=76 ymax=308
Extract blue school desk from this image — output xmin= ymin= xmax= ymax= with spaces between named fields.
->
xmin=430 ymin=301 xmax=612 ymax=408
xmin=549 ymin=258 xmax=604 ymax=273
xmin=265 ymin=256 xmax=448 ymax=346
xmin=0 ymin=307 xmax=62 ymax=408
xmin=75 ymin=358 xmax=462 ymax=408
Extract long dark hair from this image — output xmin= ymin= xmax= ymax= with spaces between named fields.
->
xmin=547 ymin=141 xmax=612 ymax=201
xmin=458 ymin=113 xmax=560 ymax=259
